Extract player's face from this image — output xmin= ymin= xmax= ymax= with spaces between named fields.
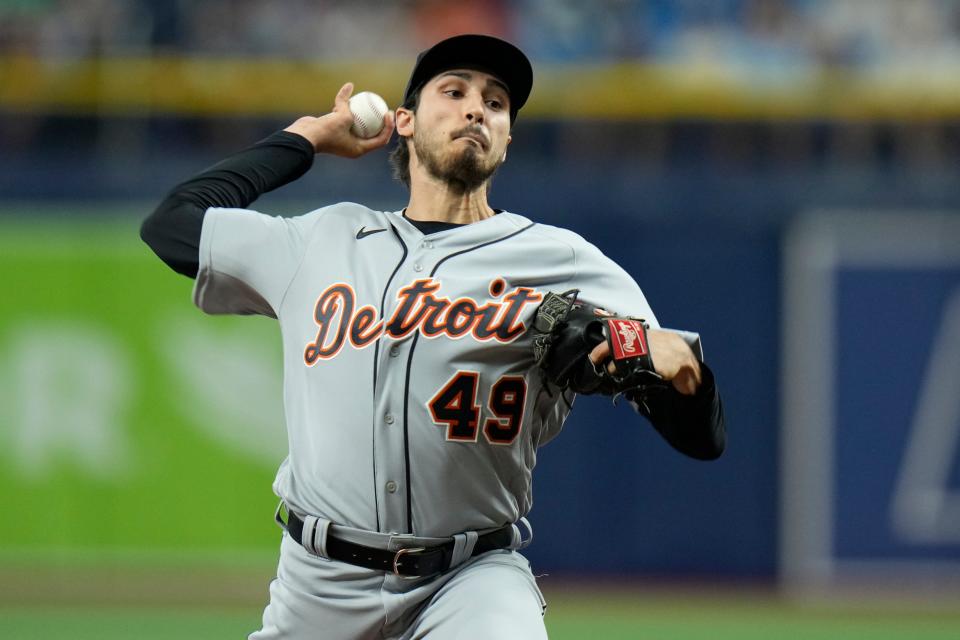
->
xmin=404 ymin=69 xmax=512 ymax=192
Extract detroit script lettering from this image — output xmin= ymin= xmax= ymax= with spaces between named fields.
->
xmin=304 ymin=278 xmax=543 ymax=364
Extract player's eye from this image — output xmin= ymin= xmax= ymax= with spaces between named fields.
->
xmin=486 ymin=99 xmax=503 ymax=110
xmin=444 ymin=89 xmax=463 ymax=98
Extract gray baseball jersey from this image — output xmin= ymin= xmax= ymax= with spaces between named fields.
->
xmin=194 ymin=203 xmax=672 ymax=538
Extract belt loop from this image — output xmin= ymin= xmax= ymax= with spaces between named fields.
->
xmin=274 ymin=500 xmax=287 ymax=530
xmin=449 ymin=531 xmax=479 ymax=568
xmin=300 ymin=515 xmax=332 ymax=559
xmin=509 ymin=517 xmax=533 ymax=550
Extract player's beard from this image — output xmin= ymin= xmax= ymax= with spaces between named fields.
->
xmin=413 ymin=126 xmax=503 ymax=195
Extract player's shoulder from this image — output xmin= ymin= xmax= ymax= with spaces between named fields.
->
xmin=296 ymin=201 xmax=390 ymax=223
xmin=289 ymin=201 xmax=395 ymax=236
xmin=505 ymin=214 xmax=607 ymax=259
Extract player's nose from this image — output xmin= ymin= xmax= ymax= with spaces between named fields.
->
xmin=462 ymin=91 xmax=484 ymax=124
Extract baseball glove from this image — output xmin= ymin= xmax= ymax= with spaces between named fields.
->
xmin=531 ymin=290 xmax=665 ymax=397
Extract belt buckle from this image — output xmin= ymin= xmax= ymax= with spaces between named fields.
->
xmin=392 ymin=546 xmax=426 ymax=578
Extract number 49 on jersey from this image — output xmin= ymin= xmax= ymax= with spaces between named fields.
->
xmin=428 ymin=371 xmax=527 ymax=445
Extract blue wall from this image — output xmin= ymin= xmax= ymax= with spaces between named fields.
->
xmin=523 ymin=218 xmax=780 ymax=576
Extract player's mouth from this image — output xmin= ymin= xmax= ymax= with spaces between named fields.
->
xmin=453 ymin=129 xmax=489 ymax=150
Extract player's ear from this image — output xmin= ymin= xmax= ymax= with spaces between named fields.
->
xmin=395 ymin=107 xmax=414 ymax=137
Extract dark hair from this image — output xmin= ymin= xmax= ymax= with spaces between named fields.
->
xmin=389 ymin=88 xmax=421 ymax=189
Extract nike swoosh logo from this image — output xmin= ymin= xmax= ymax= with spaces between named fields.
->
xmin=356 ymin=226 xmax=387 ymax=240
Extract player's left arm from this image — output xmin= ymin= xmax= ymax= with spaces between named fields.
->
xmin=632 ymin=364 xmax=725 ymax=460
xmin=556 ymin=236 xmax=726 ymax=460
xmin=587 ymin=329 xmax=725 ymax=460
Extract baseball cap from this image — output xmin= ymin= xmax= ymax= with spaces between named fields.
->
xmin=403 ymin=34 xmax=533 ymax=122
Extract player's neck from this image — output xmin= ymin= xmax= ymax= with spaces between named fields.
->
xmin=405 ymin=174 xmax=495 ymax=225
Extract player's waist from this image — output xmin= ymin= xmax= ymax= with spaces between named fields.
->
xmin=275 ymin=501 xmax=532 ymax=577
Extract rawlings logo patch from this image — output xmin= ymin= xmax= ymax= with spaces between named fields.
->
xmin=608 ymin=319 xmax=648 ymax=360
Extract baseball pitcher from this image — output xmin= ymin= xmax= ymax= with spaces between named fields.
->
xmin=141 ymin=34 xmax=725 ymax=640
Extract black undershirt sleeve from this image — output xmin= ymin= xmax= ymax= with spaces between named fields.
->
xmin=628 ymin=362 xmax=726 ymax=460
xmin=140 ymin=130 xmax=316 ymax=278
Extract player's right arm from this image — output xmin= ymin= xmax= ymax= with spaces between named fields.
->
xmin=140 ymin=83 xmax=394 ymax=278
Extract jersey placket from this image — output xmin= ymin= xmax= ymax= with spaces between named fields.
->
xmin=373 ymin=236 xmax=437 ymax=534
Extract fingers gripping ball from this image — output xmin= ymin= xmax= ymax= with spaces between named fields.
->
xmin=348 ymin=91 xmax=389 ymax=139
xmin=531 ymin=290 xmax=665 ymax=397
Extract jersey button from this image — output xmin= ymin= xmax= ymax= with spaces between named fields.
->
xmin=384 ymin=413 xmax=395 ymax=424
xmin=422 ymin=241 xmax=434 ymax=250
xmin=389 ymin=346 xmax=399 ymax=357
xmin=385 ymin=481 xmax=398 ymax=493
xmin=413 ymin=263 xmax=423 ymax=272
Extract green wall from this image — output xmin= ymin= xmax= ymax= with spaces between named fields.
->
xmin=0 ymin=219 xmax=285 ymax=560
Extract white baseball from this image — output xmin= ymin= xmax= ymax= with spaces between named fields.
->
xmin=348 ymin=91 xmax=389 ymax=139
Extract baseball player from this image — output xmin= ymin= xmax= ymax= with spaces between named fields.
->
xmin=141 ymin=34 xmax=724 ymax=639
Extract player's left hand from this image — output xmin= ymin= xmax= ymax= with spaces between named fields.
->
xmin=589 ymin=330 xmax=702 ymax=395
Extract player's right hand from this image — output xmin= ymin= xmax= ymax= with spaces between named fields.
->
xmin=284 ymin=83 xmax=395 ymax=158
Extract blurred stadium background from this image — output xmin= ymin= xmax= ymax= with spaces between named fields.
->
xmin=2 ymin=0 xmax=960 ymax=638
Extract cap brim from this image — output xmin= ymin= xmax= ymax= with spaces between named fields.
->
xmin=403 ymin=34 xmax=533 ymax=118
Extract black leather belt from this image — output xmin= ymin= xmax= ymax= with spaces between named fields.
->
xmin=282 ymin=509 xmax=515 ymax=577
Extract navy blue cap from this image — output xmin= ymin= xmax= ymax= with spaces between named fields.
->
xmin=403 ymin=34 xmax=533 ymax=122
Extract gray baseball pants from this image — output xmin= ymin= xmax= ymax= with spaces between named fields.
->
xmin=249 ymin=533 xmax=548 ymax=639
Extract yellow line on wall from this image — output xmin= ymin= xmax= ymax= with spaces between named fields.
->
xmin=3 ymin=55 xmax=960 ymax=120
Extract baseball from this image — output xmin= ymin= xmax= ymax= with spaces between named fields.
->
xmin=348 ymin=91 xmax=389 ymax=139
